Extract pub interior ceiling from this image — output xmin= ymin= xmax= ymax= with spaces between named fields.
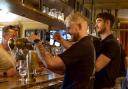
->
xmin=81 ymin=0 xmax=128 ymax=22
xmin=1 ymin=0 xmax=128 ymax=23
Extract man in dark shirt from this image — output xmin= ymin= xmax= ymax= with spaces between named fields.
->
xmin=94 ymin=12 xmax=121 ymax=89
xmin=59 ymin=35 xmax=94 ymax=89
xmin=34 ymin=12 xmax=95 ymax=89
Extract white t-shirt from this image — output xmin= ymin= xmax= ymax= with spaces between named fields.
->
xmin=0 ymin=48 xmax=16 ymax=72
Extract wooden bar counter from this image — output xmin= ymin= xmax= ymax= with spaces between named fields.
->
xmin=0 ymin=71 xmax=63 ymax=89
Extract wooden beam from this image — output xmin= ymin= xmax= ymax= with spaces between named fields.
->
xmin=84 ymin=2 xmax=128 ymax=9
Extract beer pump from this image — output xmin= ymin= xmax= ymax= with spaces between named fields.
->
xmin=8 ymin=38 xmax=36 ymax=82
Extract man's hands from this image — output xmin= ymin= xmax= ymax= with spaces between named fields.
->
xmin=53 ymin=32 xmax=62 ymax=43
xmin=53 ymin=32 xmax=73 ymax=49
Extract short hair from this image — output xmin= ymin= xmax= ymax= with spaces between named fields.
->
xmin=96 ymin=12 xmax=115 ymax=27
xmin=2 ymin=25 xmax=18 ymax=34
xmin=65 ymin=11 xmax=89 ymax=26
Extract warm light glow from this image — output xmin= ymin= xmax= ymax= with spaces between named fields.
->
xmin=0 ymin=10 xmax=18 ymax=22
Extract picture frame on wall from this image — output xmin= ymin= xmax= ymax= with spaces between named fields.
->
xmin=25 ymin=29 xmax=44 ymax=40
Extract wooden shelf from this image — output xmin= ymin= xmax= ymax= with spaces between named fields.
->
xmin=0 ymin=0 xmax=73 ymax=30
xmin=0 ymin=0 xmax=90 ymax=29
xmin=42 ymin=0 xmax=73 ymax=17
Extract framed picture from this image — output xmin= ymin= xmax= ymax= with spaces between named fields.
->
xmin=25 ymin=29 xmax=45 ymax=40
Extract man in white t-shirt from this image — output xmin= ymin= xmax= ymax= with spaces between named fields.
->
xmin=0 ymin=25 xmax=18 ymax=77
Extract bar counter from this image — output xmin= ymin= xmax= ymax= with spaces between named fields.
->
xmin=0 ymin=71 xmax=63 ymax=89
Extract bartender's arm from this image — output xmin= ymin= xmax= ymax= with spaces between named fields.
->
xmin=53 ymin=32 xmax=73 ymax=49
xmin=95 ymin=54 xmax=111 ymax=72
xmin=35 ymin=42 xmax=65 ymax=75
xmin=29 ymin=33 xmax=66 ymax=74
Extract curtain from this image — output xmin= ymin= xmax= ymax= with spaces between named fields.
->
xmin=120 ymin=31 xmax=128 ymax=56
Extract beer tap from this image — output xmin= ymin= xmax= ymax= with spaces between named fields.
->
xmin=8 ymin=38 xmax=36 ymax=83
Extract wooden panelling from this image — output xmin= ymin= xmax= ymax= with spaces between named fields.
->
xmin=83 ymin=0 xmax=128 ymax=9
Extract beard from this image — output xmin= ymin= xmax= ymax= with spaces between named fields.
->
xmin=71 ymin=33 xmax=79 ymax=42
xmin=97 ymin=26 xmax=106 ymax=35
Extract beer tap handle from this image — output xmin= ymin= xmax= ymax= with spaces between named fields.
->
xmin=8 ymin=38 xmax=15 ymax=50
